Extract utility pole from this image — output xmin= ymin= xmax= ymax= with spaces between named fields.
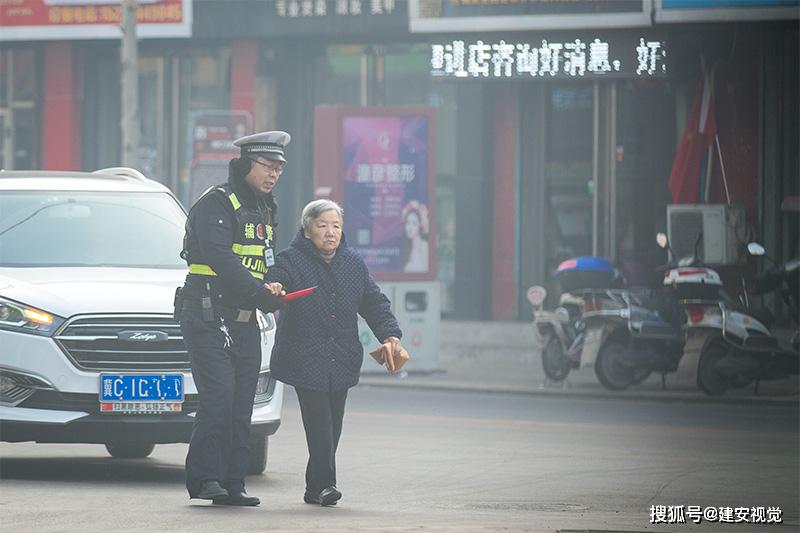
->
xmin=120 ymin=0 xmax=139 ymax=168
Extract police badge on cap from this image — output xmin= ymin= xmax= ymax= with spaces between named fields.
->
xmin=234 ymin=131 xmax=291 ymax=163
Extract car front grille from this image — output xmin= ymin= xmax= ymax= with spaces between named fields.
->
xmin=55 ymin=314 xmax=189 ymax=371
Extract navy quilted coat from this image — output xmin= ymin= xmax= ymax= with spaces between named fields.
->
xmin=266 ymin=228 xmax=402 ymax=392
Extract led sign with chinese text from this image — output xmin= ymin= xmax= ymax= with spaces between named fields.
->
xmin=430 ymin=37 xmax=667 ymax=79
xmin=277 ymin=0 xmax=396 ymax=17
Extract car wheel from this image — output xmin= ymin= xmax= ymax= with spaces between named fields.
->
xmin=105 ymin=441 xmax=155 ymax=459
xmin=248 ymin=435 xmax=268 ymax=475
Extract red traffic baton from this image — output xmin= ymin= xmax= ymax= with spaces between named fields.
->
xmin=281 ymin=286 xmax=317 ymax=302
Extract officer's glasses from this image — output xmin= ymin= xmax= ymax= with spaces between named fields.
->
xmin=249 ymin=158 xmax=283 ymax=175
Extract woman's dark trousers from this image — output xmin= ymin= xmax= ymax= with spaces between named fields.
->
xmin=295 ymin=387 xmax=348 ymax=494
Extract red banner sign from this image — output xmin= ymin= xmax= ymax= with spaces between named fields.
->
xmin=1 ymin=0 xmax=192 ymax=40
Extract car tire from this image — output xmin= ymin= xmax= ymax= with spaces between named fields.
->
xmin=248 ymin=435 xmax=268 ymax=475
xmin=105 ymin=441 xmax=155 ymax=459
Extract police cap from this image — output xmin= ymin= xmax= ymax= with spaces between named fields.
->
xmin=234 ymin=131 xmax=291 ymax=163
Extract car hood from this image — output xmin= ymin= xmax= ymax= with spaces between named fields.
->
xmin=0 ymin=267 xmax=187 ymax=318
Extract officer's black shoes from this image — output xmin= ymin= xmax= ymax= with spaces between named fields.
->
xmin=212 ymin=490 xmax=261 ymax=506
xmin=303 ymin=486 xmax=341 ymax=506
xmin=196 ymin=480 xmax=228 ymax=500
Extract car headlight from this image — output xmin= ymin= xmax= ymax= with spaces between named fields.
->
xmin=0 ymin=296 xmax=65 ymax=336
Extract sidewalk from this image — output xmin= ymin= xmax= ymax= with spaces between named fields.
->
xmin=359 ymin=320 xmax=800 ymax=406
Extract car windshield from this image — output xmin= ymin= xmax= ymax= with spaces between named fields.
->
xmin=0 ymin=190 xmax=186 ymax=268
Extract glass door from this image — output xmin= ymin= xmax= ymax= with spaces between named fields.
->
xmin=543 ymin=83 xmax=596 ymax=271
xmin=0 ymin=110 xmax=11 ymax=170
xmin=138 ymin=57 xmax=167 ymax=183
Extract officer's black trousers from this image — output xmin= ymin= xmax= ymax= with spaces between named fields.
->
xmin=180 ymin=309 xmax=261 ymax=497
xmin=295 ymin=387 xmax=348 ymax=494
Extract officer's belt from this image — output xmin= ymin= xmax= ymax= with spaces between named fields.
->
xmin=181 ymin=299 xmax=254 ymax=323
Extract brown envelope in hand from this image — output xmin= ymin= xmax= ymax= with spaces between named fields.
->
xmin=369 ymin=342 xmax=409 ymax=373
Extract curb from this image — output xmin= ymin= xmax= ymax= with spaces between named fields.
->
xmin=357 ymin=376 xmax=800 ymax=407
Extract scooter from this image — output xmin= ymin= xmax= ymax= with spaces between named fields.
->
xmin=748 ymin=243 xmax=799 ymax=371
xmin=579 ymin=283 xmax=685 ymax=391
xmin=527 ymin=257 xmax=618 ymax=382
xmin=659 ymin=234 xmax=792 ymax=395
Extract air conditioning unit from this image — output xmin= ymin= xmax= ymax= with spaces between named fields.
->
xmin=666 ymin=204 xmax=747 ymax=265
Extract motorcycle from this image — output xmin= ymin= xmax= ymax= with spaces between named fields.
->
xmin=527 ymin=257 xmax=620 ymax=382
xmin=658 ymin=234 xmax=795 ymax=395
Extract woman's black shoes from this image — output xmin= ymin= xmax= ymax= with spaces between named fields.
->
xmin=319 ymin=486 xmax=342 ymax=506
xmin=304 ymin=486 xmax=342 ymax=506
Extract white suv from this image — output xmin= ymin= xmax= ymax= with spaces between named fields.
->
xmin=0 ymin=168 xmax=283 ymax=473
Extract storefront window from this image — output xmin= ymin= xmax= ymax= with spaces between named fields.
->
xmin=545 ymin=84 xmax=594 ymax=270
xmin=615 ymin=79 xmax=676 ymax=285
xmin=0 ymin=48 xmax=39 ymax=170
xmin=11 ymin=49 xmax=35 ymax=103
xmin=315 ymin=45 xmax=362 ymax=105
xmin=175 ymin=49 xmax=232 ymax=201
xmin=138 ymin=57 xmax=165 ymax=183
xmin=385 ymin=44 xmax=461 ymax=315
xmin=186 ymin=53 xmax=231 ymax=109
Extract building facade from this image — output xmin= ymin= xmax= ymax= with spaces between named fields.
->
xmin=1 ymin=0 xmax=797 ymax=320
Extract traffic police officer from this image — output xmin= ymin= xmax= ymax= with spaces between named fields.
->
xmin=177 ymin=131 xmax=290 ymax=506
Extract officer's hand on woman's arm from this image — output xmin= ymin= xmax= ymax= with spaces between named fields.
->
xmin=264 ymin=282 xmax=285 ymax=296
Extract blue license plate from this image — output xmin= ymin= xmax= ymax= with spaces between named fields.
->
xmin=100 ymin=374 xmax=183 ymax=402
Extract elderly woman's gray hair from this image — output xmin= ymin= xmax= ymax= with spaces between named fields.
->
xmin=301 ymin=199 xmax=344 ymax=231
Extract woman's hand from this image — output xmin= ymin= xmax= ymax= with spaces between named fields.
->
xmin=264 ymin=282 xmax=285 ymax=297
xmin=384 ymin=336 xmax=401 ymax=358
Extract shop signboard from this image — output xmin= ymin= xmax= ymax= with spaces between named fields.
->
xmin=429 ymin=33 xmax=668 ymax=80
xmin=655 ymin=0 xmax=799 ymax=22
xmin=314 ymin=106 xmax=437 ymax=282
xmin=193 ymin=0 xmax=406 ymax=39
xmin=314 ymin=106 xmax=441 ymax=372
xmin=342 ymin=114 xmax=435 ymax=280
xmin=409 ymin=0 xmax=653 ymax=32
xmin=183 ymin=110 xmax=251 ymax=208
xmin=0 ymin=0 xmax=192 ymax=41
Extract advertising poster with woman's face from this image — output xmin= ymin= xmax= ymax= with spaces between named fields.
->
xmin=342 ymin=114 xmax=434 ymax=280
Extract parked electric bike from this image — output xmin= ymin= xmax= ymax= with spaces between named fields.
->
xmin=527 ymin=257 xmax=617 ymax=381
xmin=748 ymin=243 xmax=799 ymax=372
xmin=659 ymin=234 xmax=794 ymax=395
xmin=579 ymin=282 xmax=685 ymax=391
xmin=750 ymin=244 xmax=799 ymax=348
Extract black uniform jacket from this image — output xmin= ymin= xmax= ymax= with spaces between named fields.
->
xmin=181 ymin=175 xmax=279 ymax=313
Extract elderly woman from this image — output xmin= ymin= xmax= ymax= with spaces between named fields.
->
xmin=266 ymin=199 xmax=402 ymax=507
